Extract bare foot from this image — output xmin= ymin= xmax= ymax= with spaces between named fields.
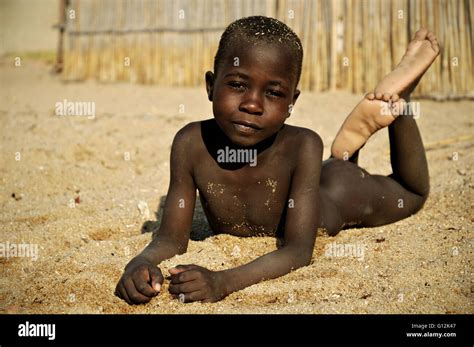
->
xmin=331 ymin=93 xmax=406 ymax=159
xmin=374 ymin=28 xmax=440 ymax=97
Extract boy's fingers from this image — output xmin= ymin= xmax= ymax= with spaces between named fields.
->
xmin=116 ymin=282 xmax=132 ymax=305
xmin=169 ymin=264 xmax=197 ymax=275
xmin=132 ymin=273 xmax=158 ymax=297
xmin=148 ymin=266 xmax=164 ymax=292
xmin=169 ymin=280 xmax=202 ymax=295
xmin=170 ymin=269 xmax=199 ymax=284
xmin=114 ymin=286 xmax=122 ymax=299
xmin=168 ymin=283 xmax=186 ymax=294
xmin=123 ymin=278 xmax=151 ymax=304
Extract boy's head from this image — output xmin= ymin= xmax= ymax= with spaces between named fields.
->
xmin=213 ymin=16 xmax=303 ymax=87
xmin=206 ymin=16 xmax=304 ymax=147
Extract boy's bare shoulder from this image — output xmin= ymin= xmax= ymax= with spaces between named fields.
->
xmin=170 ymin=121 xmax=203 ymax=163
xmin=173 ymin=121 xmax=201 ymax=143
xmin=282 ymin=124 xmax=323 ymax=153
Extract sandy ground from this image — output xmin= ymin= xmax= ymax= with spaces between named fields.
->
xmin=0 ymin=58 xmax=472 ymax=314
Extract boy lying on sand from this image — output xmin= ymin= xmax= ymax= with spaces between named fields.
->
xmin=115 ymin=16 xmax=439 ymax=304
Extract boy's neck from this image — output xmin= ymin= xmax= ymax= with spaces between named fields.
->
xmin=209 ymin=118 xmax=280 ymax=151
xmin=202 ymin=119 xmax=282 ymax=168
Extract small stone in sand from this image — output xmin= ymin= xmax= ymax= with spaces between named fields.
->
xmin=11 ymin=192 xmax=23 ymax=201
xmin=231 ymin=245 xmax=241 ymax=257
xmin=137 ymin=200 xmax=150 ymax=219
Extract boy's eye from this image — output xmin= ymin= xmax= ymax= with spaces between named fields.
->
xmin=266 ymin=89 xmax=285 ymax=98
xmin=227 ymin=81 xmax=246 ymax=90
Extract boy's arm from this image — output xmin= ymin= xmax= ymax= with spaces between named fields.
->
xmin=168 ymin=130 xmax=323 ymax=302
xmin=115 ymin=124 xmax=197 ymax=304
xmin=221 ymin=130 xmax=323 ymax=293
xmin=138 ymin=124 xmax=197 ymax=265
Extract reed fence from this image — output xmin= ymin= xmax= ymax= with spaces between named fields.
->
xmin=59 ymin=0 xmax=473 ymax=98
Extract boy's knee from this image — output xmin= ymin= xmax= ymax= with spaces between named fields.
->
xmin=412 ymin=178 xmax=430 ymax=213
xmin=414 ymin=189 xmax=429 ymax=213
xmin=420 ymin=184 xmax=430 ymax=201
xmin=404 ymin=189 xmax=429 ymax=218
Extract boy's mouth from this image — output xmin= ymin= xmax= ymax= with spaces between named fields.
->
xmin=232 ymin=120 xmax=261 ymax=135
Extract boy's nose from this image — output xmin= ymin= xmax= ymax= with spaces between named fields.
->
xmin=239 ymin=90 xmax=263 ymax=116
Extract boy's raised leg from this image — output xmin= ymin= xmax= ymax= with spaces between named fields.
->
xmin=330 ymin=93 xmax=406 ymax=159
xmin=331 ymin=28 xmax=440 ymax=159
xmin=321 ymin=96 xmax=429 ymax=234
xmin=375 ymin=28 xmax=440 ymax=98
xmin=320 ymin=29 xmax=439 ymax=234
xmin=387 ymin=96 xmax=429 ymax=197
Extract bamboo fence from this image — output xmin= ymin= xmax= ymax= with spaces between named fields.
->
xmin=60 ymin=0 xmax=474 ymax=99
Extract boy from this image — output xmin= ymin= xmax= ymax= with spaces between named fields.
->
xmin=115 ymin=16 xmax=439 ymax=304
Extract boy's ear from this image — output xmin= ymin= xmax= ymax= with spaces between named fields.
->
xmin=292 ymin=89 xmax=301 ymax=105
xmin=287 ymin=89 xmax=300 ymax=118
xmin=205 ymin=71 xmax=214 ymax=101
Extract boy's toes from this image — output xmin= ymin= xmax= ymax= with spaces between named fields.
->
xmin=375 ymin=92 xmax=383 ymax=100
xmin=382 ymin=93 xmax=391 ymax=101
xmin=427 ymin=31 xmax=436 ymax=41
xmin=427 ymin=32 xmax=440 ymax=52
xmin=414 ymin=28 xmax=428 ymax=40
xmin=391 ymin=94 xmax=400 ymax=102
xmin=366 ymin=92 xmax=375 ymax=100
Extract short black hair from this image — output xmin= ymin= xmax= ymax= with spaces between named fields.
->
xmin=213 ymin=16 xmax=303 ymax=86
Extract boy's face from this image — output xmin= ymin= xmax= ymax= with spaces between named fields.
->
xmin=206 ymin=42 xmax=300 ymax=147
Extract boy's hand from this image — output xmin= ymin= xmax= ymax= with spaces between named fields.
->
xmin=168 ymin=264 xmax=227 ymax=303
xmin=115 ymin=257 xmax=164 ymax=305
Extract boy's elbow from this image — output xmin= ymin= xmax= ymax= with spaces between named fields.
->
xmin=287 ymin=246 xmax=313 ymax=268
xmin=296 ymin=256 xmax=312 ymax=268
xmin=414 ymin=188 xmax=429 ymax=214
xmin=300 ymin=252 xmax=313 ymax=267
xmin=421 ymin=186 xmax=429 ymax=205
xmin=414 ymin=179 xmax=430 ymax=213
